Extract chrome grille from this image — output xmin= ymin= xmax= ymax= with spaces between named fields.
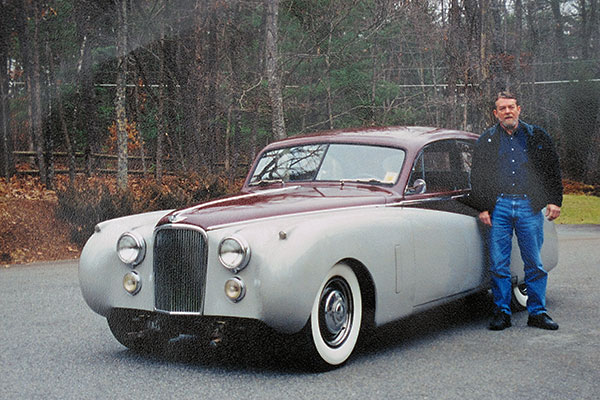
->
xmin=154 ymin=227 xmax=207 ymax=313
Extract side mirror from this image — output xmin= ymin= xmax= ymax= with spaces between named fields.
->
xmin=406 ymin=178 xmax=426 ymax=195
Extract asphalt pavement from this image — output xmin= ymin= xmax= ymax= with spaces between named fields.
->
xmin=0 ymin=224 xmax=598 ymax=400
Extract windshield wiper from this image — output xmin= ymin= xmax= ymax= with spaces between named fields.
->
xmin=340 ymin=178 xmax=391 ymax=185
xmin=249 ymin=178 xmax=285 ymax=186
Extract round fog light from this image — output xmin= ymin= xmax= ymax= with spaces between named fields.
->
xmin=123 ymin=271 xmax=141 ymax=295
xmin=224 ymin=277 xmax=246 ymax=303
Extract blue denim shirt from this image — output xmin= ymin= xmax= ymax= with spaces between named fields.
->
xmin=497 ymin=125 xmax=529 ymax=194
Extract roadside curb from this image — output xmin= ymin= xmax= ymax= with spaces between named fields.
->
xmin=2 ymin=258 xmax=78 ymax=269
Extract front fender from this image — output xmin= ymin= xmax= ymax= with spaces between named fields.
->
xmin=78 ymin=210 xmax=172 ymax=316
xmin=208 ymin=206 xmax=400 ymax=334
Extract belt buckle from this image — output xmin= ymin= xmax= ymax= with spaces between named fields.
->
xmin=501 ymin=193 xmax=526 ymax=199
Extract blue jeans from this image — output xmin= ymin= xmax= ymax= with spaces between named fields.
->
xmin=489 ymin=195 xmax=547 ymax=316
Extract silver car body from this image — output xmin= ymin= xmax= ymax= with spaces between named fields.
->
xmin=79 ymin=126 xmax=558 ymax=367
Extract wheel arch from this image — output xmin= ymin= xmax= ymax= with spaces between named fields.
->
xmin=339 ymin=257 xmax=376 ymax=329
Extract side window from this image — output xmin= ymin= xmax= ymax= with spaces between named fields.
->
xmin=406 ymin=140 xmax=474 ymax=194
xmin=454 ymin=140 xmax=473 ymax=190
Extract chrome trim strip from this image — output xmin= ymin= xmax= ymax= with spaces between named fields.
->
xmin=205 ymin=193 xmax=469 ymax=231
xmin=391 ymin=193 xmax=466 ymax=207
xmin=207 ymin=203 xmax=387 ymax=231
xmin=413 ymin=287 xmax=483 ymax=308
xmin=154 ymin=310 xmax=203 ymax=316
xmin=154 ymin=223 xmax=208 ymax=237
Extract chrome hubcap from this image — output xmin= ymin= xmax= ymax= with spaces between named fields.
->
xmin=517 ymin=284 xmax=527 ymax=296
xmin=319 ymin=277 xmax=353 ymax=348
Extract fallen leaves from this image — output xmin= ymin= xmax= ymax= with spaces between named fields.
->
xmin=0 ymin=177 xmax=80 ymax=266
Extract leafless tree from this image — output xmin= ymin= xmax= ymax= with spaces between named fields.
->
xmin=265 ymin=0 xmax=286 ymax=140
xmin=115 ymin=0 xmax=129 ymax=190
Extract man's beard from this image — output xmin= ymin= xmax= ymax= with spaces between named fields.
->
xmin=501 ymin=119 xmax=517 ymax=131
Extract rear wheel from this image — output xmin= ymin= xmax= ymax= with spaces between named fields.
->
xmin=304 ymin=263 xmax=362 ymax=370
xmin=511 ymin=283 xmax=528 ymax=311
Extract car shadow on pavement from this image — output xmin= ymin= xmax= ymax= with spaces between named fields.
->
xmin=113 ymin=321 xmax=323 ymax=373
xmin=112 ymin=292 xmax=494 ymax=373
xmin=355 ymin=292 xmax=493 ymax=358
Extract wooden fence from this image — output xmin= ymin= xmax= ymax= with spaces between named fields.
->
xmin=12 ymin=150 xmax=248 ymax=178
xmin=13 ymin=150 xmax=177 ymax=175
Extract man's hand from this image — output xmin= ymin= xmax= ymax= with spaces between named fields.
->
xmin=479 ymin=211 xmax=492 ymax=226
xmin=545 ymin=204 xmax=561 ymax=221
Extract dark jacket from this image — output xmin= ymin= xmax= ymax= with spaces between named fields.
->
xmin=470 ymin=121 xmax=563 ymax=213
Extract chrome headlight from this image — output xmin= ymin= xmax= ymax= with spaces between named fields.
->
xmin=116 ymin=231 xmax=146 ymax=266
xmin=218 ymin=236 xmax=251 ymax=272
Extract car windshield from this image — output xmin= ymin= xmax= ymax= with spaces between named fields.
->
xmin=249 ymin=143 xmax=405 ymax=185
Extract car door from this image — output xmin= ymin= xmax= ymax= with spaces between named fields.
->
xmin=400 ymin=139 xmax=484 ymax=307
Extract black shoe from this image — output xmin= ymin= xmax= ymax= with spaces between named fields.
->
xmin=527 ymin=313 xmax=559 ymax=330
xmin=488 ymin=312 xmax=512 ymax=331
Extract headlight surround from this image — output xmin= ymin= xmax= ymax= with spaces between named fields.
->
xmin=218 ymin=236 xmax=251 ymax=272
xmin=116 ymin=231 xmax=146 ymax=266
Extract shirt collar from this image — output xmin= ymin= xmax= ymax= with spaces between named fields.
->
xmin=492 ymin=120 xmax=533 ymax=137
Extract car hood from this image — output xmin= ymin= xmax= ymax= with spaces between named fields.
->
xmin=158 ymin=184 xmax=400 ymax=230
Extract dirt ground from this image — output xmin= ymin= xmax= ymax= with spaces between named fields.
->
xmin=0 ymin=180 xmax=80 ymax=267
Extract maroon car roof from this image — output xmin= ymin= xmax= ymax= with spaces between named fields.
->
xmin=260 ymin=126 xmax=479 ymax=153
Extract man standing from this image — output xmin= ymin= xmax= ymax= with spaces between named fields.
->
xmin=470 ymin=92 xmax=563 ymax=331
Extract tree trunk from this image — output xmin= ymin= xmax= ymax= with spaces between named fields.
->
xmin=18 ymin=1 xmax=47 ymax=185
xmin=0 ymin=56 xmax=12 ymax=179
xmin=325 ymin=27 xmax=334 ymax=130
xmin=446 ymin=0 xmax=462 ymax=130
xmin=550 ymin=0 xmax=568 ymax=77
xmin=190 ymin=0 xmax=207 ymax=171
xmin=479 ymin=0 xmax=493 ymax=130
xmin=204 ymin=5 xmax=219 ymax=170
xmin=47 ymin=43 xmax=76 ymax=185
xmin=584 ymin=98 xmax=600 ymax=184
xmin=0 ymin=1 xmax=14 ymax=179
xmin=31 ymin=3 xmax=46 ymax=185
xmin=579 ymin=0 xmax=599 ymax=60
xmin=73 ymin=2 xmax=98 ymax=177
xmin=513 ymin=0 xmax=523 ymax=87
xmin=133 ymin=78 xmax=146 ymax=176
xmin=115 ymin=0 xmax=129 ymax=190
xmin=155 ymin=1 xmax=166 ymax=184
xmin=265 ymin=0 xmax=286 ymax=140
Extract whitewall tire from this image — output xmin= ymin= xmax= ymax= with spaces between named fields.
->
xmin=307 ymin=263 xmax=362 ymax=368
xmin=511 ymin=283 xmax=528 ymax=311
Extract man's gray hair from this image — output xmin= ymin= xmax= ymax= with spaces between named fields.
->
xmin=495 ymin=91 xmax=518 ymax=105
xmin=494 ymin=90 xmax=519 ymax=103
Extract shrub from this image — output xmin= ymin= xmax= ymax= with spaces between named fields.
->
xmin=562 ymin=179 xmax=600 ymax=197
xmin=55 ymin=173 xmax=243 ymax=246
xmin=56 ymin=179 xmax=135 ymax=246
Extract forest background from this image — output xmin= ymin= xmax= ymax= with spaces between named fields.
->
xmin=1 ymin=0 xmax=600 ymax=264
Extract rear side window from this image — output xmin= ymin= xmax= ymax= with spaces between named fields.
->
xmin=406 ymin=140 xmax=474 ymax=194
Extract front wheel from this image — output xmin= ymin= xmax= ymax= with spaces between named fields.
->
xmin=511 ymin=283 xmax=528 ymax=311
xmin=304 ymin=263 xmax=362 ymax=369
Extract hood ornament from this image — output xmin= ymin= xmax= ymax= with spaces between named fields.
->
xmin=167 ymin=212 xmax=186 ymax=224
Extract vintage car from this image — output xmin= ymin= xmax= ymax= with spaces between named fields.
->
xmin=79 ymin=126 xmax=558 ymax=369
